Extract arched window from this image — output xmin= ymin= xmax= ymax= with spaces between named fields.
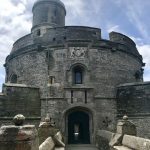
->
xmin=73 ymin=67 xmax=83 ymax=84
xmin=10 ymin=74 xmax=17 ymax=83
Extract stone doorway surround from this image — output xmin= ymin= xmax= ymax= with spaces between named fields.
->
xmin=63 ymin=106 xmax=94 ymax=144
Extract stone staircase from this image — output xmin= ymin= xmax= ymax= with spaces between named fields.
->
xmin=66 ymin=144 xmax=99 ymax=150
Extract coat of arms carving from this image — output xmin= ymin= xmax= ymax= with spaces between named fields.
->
xmin=70 ymin=47 xmax=87 ymax=58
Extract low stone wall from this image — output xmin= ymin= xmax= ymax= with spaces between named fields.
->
xmin=96 ymin=130 xmax=114 ymax=150
xmin=38 ymin=115 xmax=65 ymax=150
xmin=39 ymin=132 xmax=65 ymax=150
xmin=0 ymin=114 xmax=65 ymax=150
xmin=0 ymin=125 xmax=39 ymax=150
xmin=122 ymin=135 xmax=150 ymax=150
xmin=97 ymin=116 xmax=150 ymax=150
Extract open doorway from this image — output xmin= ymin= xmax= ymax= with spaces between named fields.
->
xmin=68 ymin=111 xmax=90 ymax=144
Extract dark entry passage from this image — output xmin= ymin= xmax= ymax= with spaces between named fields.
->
xmin=68 ymin=111 xmax=90 ymax=144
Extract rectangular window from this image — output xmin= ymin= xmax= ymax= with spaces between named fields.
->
xmin=75 ymin=71 xmax=82 ymax=84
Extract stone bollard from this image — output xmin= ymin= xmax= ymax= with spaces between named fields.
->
xmin=38 ymin=114 xmax=59 ymax=145
xmin=109 ymin=115 xmax=136 ymax=148
xmin=0 ymin=114 xmax=39 ymax=150
xmin=116 ymin=115 xmax=136 ymax=136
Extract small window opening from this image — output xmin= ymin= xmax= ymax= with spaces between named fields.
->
xmin=49 ymin=76 xmax=55 ymax=84
xmin=53 ymin=38 xmax=56 ymax=41
xmin=37 ymin=29 xmax=41 ymax=36
xmin=10 ymin=74 xmax=17 ymax=83
xmin=54 ymin=10 xmax=57 ymax=16
xmin=64 ymin=37 xmax=67 ymax=40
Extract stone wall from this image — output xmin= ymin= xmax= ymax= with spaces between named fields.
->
xmin=117 ymin=82 xmax=150 ymax=115
xmin=117 ymin=82 xmax=150 ymax=138
xmin=96 ymin=116 xmax=150 ymax=150
xmin=0 ymin=83 xmax=41 ymax=126
xmin=0 ymin=115 xmax=39 ymax=150
xmin=6 ymin=46 xmax=142 ymax=98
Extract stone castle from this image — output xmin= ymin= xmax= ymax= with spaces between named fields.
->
xmin=0 ymin=0 xmax=150 ymax=145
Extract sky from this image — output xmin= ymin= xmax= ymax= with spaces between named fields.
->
xmin=0 ymin=0 xmax=150 ymax=91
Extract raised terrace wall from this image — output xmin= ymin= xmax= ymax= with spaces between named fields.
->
xmin=96 ymin=116 xmax=150 ymax=150
xmin=117 ymin=82 xmax=150 ymax=138
xmin=0 ymin=83 xmax=41 ymax=126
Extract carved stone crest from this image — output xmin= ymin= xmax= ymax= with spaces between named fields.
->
xmin=70 ymin=47 xmax=87 ymax=58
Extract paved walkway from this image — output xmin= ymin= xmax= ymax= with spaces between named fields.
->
xmin=66 ymin=144 xmax=99 ymax=150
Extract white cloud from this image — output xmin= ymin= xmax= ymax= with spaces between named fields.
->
xmin=0 ymin=0 xmax=35 ymax=91
xmin=0 ymin=0 xmax=150 ymax=91
xmin=107 ymin=25 xmax=120 ymax=33
xmin=138 ymin=45 xmax=150 ymax=66
xmin=113 ymin=0 xmax=150 ymax=43
xmin=136 ymin=44 xmax=150 ymax=82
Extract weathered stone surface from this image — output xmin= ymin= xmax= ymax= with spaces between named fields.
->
xmin=55 ymin=148 xmax=65 ymax=150
xmin=54 ymin=131 xmax=65 ymax=147
xmin=0 ymin=84 xmax=41 ymax=127
xmin=97 ymin=130 xmax=114 ymax=141
xmin=122 ymin=135 xmax=150 ymax=150
xmin=109 ymin=134 xmax=123 ymax=147
xmin=39 ymin=137 xmax=55 ymax=150
xmin=116 ymin=116 xmax=136 ymax=136
xmin=0 ymin=124 xmax=39 ymax=150
xmin=96 ymin=130 xmax=114 ymax=150
xmin=113 ymin=146 xmax=132 ymax=150
xmin=38 ymin=119 xmax=59 ymax=145
xmin=117 ymin=82 xmax=150 ymax=138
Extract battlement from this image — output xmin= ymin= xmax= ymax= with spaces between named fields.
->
xmin=11 ymin=34 xmax=33 ymax=53
xmin=11 ymin=26 xmax=101 ymax=53
xmin=109 ymin=32 xmax=138 ymax=53
xmin=11 ymin=26 xmax=140 ymax=57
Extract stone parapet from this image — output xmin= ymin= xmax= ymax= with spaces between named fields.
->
xmin=38 ymin=115 xmax=59 ymax=145
xmin=0 ymin=115 xmax=39 ymax=150
xmin=96 ymin=116 xmax=150 ymax=150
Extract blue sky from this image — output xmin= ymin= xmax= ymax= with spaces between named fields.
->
xmin=0 ymin=0 xmax=150 ymax=91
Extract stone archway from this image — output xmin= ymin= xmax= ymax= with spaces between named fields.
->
xmin=68 ymin=110 xmax=90 ymax=144
xmin=64 ymin=107 xmax=93 ymax=144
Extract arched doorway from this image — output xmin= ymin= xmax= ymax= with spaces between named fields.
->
xmin=68 ymin=111 xmax=90 ymax=144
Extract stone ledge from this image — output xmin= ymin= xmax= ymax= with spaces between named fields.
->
xmin=3 ymin=83 xmax=39 ymax=89
xmin=117 ymin=81 xmax=150 ymax=87
xmin=94 ymin=96 xmax=116 ymax=99
xmin=64 ymin=86 xmax=94 ymax=90
xmin=0 ymin=117 xmax=41 ymax=120
xmin=117 ymin=113 xmax=150 ymax=118
xmin=97 ymin=130 xmax=114 ymax=141
xmin=122 ymin=135 xmax=150 ymax=150
xmin=113 ymin=146 xmax=132 ymax=150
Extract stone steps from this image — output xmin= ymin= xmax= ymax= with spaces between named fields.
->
xmin=66 ymin=144 xmax=99 ymax=150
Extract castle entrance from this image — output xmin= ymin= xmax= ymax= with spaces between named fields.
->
xmin=68 ymin=111 xmax=90 ymax=144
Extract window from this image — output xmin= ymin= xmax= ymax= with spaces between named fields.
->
xmin=10 ymin=74 xmax=17 ymax=83
xmin=49 ymin=76 xmax=55 ymax=84
xmin=74 ymin=67 xmax=83 ymax=84
xmin=37 ymin=29 xmax=41 ymax=36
